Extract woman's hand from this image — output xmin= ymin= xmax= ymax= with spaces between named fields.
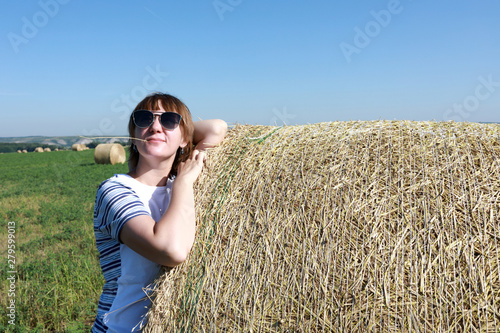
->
xmin=175 ymin=149 xmax=206 ymax=185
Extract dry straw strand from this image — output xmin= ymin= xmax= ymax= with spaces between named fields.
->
xmin=78 ymin=135 xmax=149 ymax=143
xmin=144 ymin=121 xmax=500 ymax=332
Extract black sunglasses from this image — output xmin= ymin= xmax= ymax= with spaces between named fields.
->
xmin=132 ymin=110 xmax=182 ymax=130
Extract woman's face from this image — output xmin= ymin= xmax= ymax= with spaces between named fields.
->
xmin=133 ymin=103 xmax=186 ymax=163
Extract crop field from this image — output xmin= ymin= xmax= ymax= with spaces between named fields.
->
xmin=0 ymin=149 xmax=128 ymax=332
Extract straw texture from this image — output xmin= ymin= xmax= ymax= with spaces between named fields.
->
xmin=144 ymin=120 xmax=500 ymax=332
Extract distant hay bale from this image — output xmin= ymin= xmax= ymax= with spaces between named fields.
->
xmin=17 ymin=150 xmax=21 ymax=153
xmin=72 ymin=143 xmax=86 ymax=151
xmin=144 ymin=120 xmax=500 ymax=332
xmin=22 ymin=150 xmax=27 ymax=153
xmin=34 ymin=147 xmax=44 ymax=153
xmin=43 ymin=147 xmax=51 ymax=152
xmin=94 ymin=143 xmax=126 ymax=165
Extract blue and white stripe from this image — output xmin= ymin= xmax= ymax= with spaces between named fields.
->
xmin=92 ymin=179 xmax=150 ymax=333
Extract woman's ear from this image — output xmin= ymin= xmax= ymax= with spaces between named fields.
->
xmin=180 ymin=135 xmax=188 ymax=149
xmin=178 ymin=140 xmax=188 ymax=156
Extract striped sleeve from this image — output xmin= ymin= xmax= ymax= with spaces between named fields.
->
xmin=94 ymin=179 xmax=150 ymax=243
xmin=92 ymin=179 xmax=150 ymax=332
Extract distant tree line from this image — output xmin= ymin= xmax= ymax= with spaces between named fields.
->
xmin=87 ymin=141 xmax=128 ymax=149
xmin=0 ymin=141 xmax=127 ymax=153
xmin=0 ymin=143 xmax=63 ymax=153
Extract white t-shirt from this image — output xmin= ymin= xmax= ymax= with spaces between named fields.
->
xmin=93 ymin=174 xmax=174 ymax=332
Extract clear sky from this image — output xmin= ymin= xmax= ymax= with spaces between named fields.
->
xmin=1 ymin=0 xmax=499 ymax=137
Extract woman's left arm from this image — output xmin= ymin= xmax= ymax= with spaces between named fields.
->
xmin=193 ymin=119 xmax=228 ymax=151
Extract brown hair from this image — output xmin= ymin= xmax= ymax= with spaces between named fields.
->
xmin=128 ymin=93 xmax=194 ymax=176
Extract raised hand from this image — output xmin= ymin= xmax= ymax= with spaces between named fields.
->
xmin=175 ymin=149 xmax=206 ymax=185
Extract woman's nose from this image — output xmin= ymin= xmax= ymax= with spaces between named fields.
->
xmin=150 ymin=115 xmax=162 ymax=131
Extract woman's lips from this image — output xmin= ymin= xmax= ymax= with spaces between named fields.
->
xmin=146 ymin=138 xmax=166 ymax=143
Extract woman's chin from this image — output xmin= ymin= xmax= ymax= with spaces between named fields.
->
xmin=140 ymin=148 xmax=177 ymax=161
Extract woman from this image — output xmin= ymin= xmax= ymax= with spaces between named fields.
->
xmin=92 ymin=93 xmax=227 ymax=332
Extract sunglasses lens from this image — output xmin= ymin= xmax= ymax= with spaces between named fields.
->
xmin=133 ymin=110 xmax=154 ymax=128
xmin=160 ymin=112 xmax=182 ymax=130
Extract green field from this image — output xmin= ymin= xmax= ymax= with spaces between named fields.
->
xmin=0 ymin=150 xmax=129 ymax=332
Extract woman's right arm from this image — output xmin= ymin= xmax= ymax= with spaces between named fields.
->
xmin=193 ymin=119 xmax=227 ymax=151
xmin=119 ymin=150 xmax=206 ymax=267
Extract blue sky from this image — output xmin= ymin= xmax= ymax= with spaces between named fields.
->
xmin=1 ymin=0 xmax=499 ymax=137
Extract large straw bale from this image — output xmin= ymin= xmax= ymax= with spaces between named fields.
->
xmin=34 ymin=147 xmax=44 ymax=152
xmin=22 ymin=150 xmax=27 ymax=153
xmin=94 ymin=143 xmax=126 ymax=165
xmin=72 ymin=143 xmax=86 ymax=151
xmin=43 ymin=147 xmax=51 ymax=152
xmin=144 ymin=121 xmax=500 ymax=332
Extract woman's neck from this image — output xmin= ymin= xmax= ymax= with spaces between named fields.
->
xmin=129 ymin=156 xmax=174 ymax=187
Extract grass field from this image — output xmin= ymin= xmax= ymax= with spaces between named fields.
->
xmin=0 ymin=149 xmax=128 ymax=332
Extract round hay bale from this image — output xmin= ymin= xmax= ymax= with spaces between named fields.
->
xmin=94 ymin=143 xmax=126 ymax=165
xmin=43 ymin=147 xmax=51 ymax=152
xmin=17 ymin=150 xmax=21 ymax=153
xmin=34 ymin=147 xmax=44 ymax=152
xmin=22 ymin=149 xmax=27 ymax=153
xmin=144 ymin=121 xmax=500 ymax=332
xmin=72 ymin=143 xmax=85 ymax=151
